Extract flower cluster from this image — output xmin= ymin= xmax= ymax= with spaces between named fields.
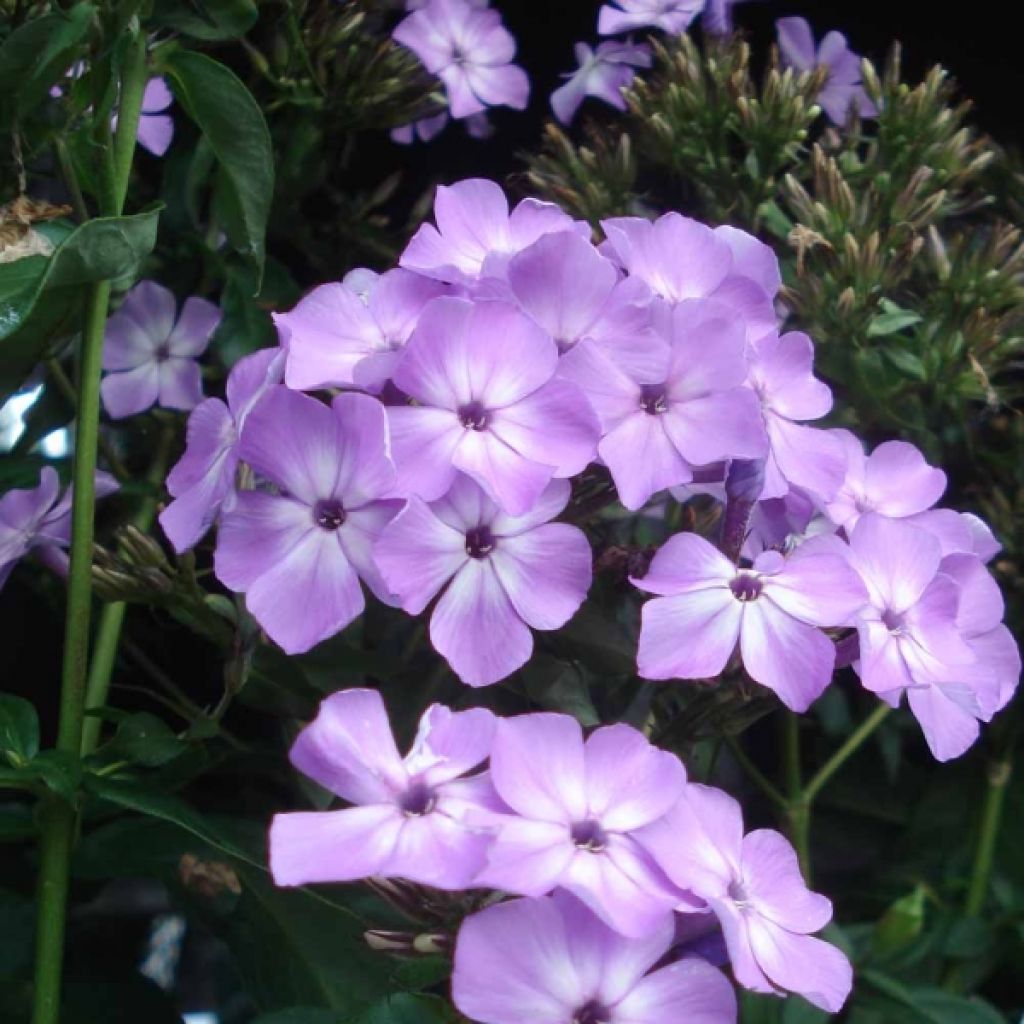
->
xmin=159 ymin=176 xmax=1017 ymax=762
xmin=271 ymin=688 xmax=851 ymax=1020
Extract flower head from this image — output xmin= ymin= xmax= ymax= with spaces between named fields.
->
xmin=214 ymin=388 xmax=399 ymax=654
xmin=633 ymin=531 xmax=866 ymax=711
xmin=453 ymin=891 xmax=738 ymax=1024
xmin=159 ymin=347 xmax=284 ymax=554
xmin=474 ymin=713 xmax=694 ymax=937
xmin=776 ymin=17 xmax=876 ymax=125
xmin=101 ymin=281 xmax=220 ymax=419
xmin=598 ymin=0 xmax=704 ymax=36
xmin=270 ymin=689 xmax=499 ymax=889
xmin=550 ymin=40 xmax=652 ymax=125
xmin=638 ymin=784 xmax=853 ymax=1012
xmin=375 ymin=476 xmax=592 ymax=686
xmin=386 ymin=296 xmax=599 ymax=515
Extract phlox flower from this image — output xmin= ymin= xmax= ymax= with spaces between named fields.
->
xmin=399 ymin=178 xmax=586 ymax=286
xmin=638 ymin=783 xmax=853 ymax=1013
xmin=136 ymin=77 xmax=174 ymax=156
xmin=600 ymin=214 xmax=781 ymax=337
xmin=276 ymin=269 xmax=449 ymax=393
xmin=214 ymin=388 xmax=399 ymax=654
xmin=907 ymin=507 xmax=1001 ymax=561
xmin=474 ymin=713 xmax=695 ymax=937
xmin=393 ymin=0 xmax=529 ymax=120
xmin=101 ymin=281 xmax=220 ymax=420
xmin=632 ymin=531 xmax=867 ymax=711
xmin=825 ymin=432 xmax=946 ymax=530
xmin=453 ymin=891 xmax=738 ymax=1024
xmin=270 ymin=689 xmax=499 ymax=890
xmin=386 ymin=296 xmax=599 ymax=515
xmin=746 ymin=330 xmax=847 ymax=501
xmin=557 ymin=299 xmax=767 ymax=510
xmin=390 ymin=110 xmax=450 ymax=145
xmin=375 ymin=476 xmax=592 ymax=686
xmin=776 ymin=17 xmax=876 ymax=125
xmin=598 ymin=0 xmax=705 ymax=36
xmin=550 ymin=40 xmax=652 ymax=125
xmin=0 ymin=467 xmax=118 ymax=589
xmin=159 ymin=347 xmax=284 ymax=554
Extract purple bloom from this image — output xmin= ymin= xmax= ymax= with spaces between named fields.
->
xmin=214 ymin=388 xmax=399 ymax=654
xmin=550 ymin=40 xmax=652 ymax=125
xmin=453 ymin=891 xmax=738 ymax=1024
xmin=159 ymin=348 xmax=284 ymax=554
xmin=391 ymin=110 xmax=450 ymax=145
xmin=375 ymin=476 xmax=592 ymax=686
xmin=825 ymin=433 xmax=946 ymax=530
xmin=270 ymin=689 xmax=499 ymax=889
xmin=633 ymin=532 xmax=867 ymax=711
xmin=746 ymin=331 xmax=847 ymax=501
xmin=0 ymin=467 xmax=118 ymax=589
xmin=276 ymin=269 xmax=449 ymax=393
xmin=136 ymin=77 xmax=174 ymax=156
xmin=393 ymin=0 xmax=529 ymax=120
xmin=638 ymin=783 xmax=853 ymax=1012
xmin=558 ymin=300 xmax=768 ymax=510
xmin=101 ymin=281 xmax=220 ymax=420
xmin=703 ymin=0 xmax=754 ymax=35
xmin=776 ymin=17 xmax=876 ymax=125
xmin=598 ymin=0 xmax=704 ymax=36
xmin=400 ymin=178 xmax=587 ymax=287
xmin=475 ymin=713 xmax=695 ymax=937
xmin=386 ymin=296 xmax=599 ymax=515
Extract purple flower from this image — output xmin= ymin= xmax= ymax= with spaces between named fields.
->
xmin=393 ymin=0 xmax=529 ymax=120
xmin=214 ymin=388 xmax=399 ymax=654
xmin=638 ymin=783 xmax=853 ymax=1012
xmin=386 ymin=296 xmax=599 ymax=515
xmin=558 ymin=300 xmax=768 ymax=510
xmin=453 ymin=891 xmax=738 ymax=1024
xmin=136 ymin=77 xmax=174 ymax=156
xmin=600 ymin=215 xmax=780 ymax=336
xmin=400 ymin=178 xmax=587 ymax=287
xmin=633 ymin=532 xmax=867 ymax=711
xmin=276 ymin=269 xmax=449 ymax=393
xmin=159 ymin=348 xmax=284 ymax=554
xmin=598 ymin=0 xmax=704 ymax=36
xmin=703 ymin=0 xmax=754 ymax=35
xmin=0 ymin=467 xmax=118 ymax=589
xmin=474 ymin=713 xmax=694 ymax=937
xmin=550 ymin=40 xmax=652 ymax=125
xmin=375 ymin=476 xmax=592 ymax=686
xmin=746 ymin=331 xmax=847 ymax=501
xmin=776 ymin=17 xmax=877 ymax=125
xmin=101 ymin=281 xmax=220 ymax=420
xmin=825 ymin=433 xmax=946 ymax=530
xmin=270 ymin=689 xmax=499 ymax=889
xmin=391 ymin=110 xmax=450 ymax=145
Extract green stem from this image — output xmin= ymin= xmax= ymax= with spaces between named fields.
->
xmin=803 ymin=702 xmax=892 ymax=804
xmin=31 ymin=31 xmax=148 ymax=1024
xmin=783 ymin=712 xmax=811 ymax=879
xmin=724 ymin=734 xmax=788 ymax=810
xmin=964 ymin=756 xmax=1012 ymax=917
xmin=54 ymin=137 xmax=88 ymax=223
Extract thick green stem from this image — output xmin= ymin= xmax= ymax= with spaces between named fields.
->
xmin=31 ymin=31 xmax=148 ymax=1024
xmin=964 ymin=756 xmax=1012 ymax=917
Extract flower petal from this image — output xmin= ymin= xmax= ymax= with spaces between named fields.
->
xmin=614 ymin=957 xmax=738 ymax=1024
xmin=167 ymin=296 xmax=220 ymax=357
xmin=741 ymin=829 xmax=832 ymax=933
xmin=101 ymin=363 xmax=160 ymax=419
xmin=600 ymin=413 xmax=692 ymax=511
xmin=636 ymin=589 xmax=741 ymax=681
xmin=157 ymin=357 xmax=204 ymax=411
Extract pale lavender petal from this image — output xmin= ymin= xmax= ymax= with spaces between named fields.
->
xmin=776 ymin=16 xmax=816 ymax=71
xmin=386 ymin=405 xmax=462 ymax=502
xmin=907 ymin=684 xmax=980 ymax=762
xmin=741 ymin=829 xmax=832 ymax=933
xmin=765 ymin=549 xmax=867 ymax=625
xmin=556 ymin=339 xmax=647 ymax=432
xmin=750 ymin=331 xmax=831 ymax=421
xmin=463 ymin=62 xmax=530 ymax=110
xmin=405 ymin=704 xmax=497 ymax=784
xmin=849 ymin=514 xmax=942 ymax=614
xmin=715 ymin=225 xmax=782 ymax=299
xmin=475 ymin=817 xmax=576 ymax=895
xmin=157 ymin=357 xmax=204 ymax=410
xmin=103 ymin=309 xmax=160 ymax=370
xmin=383 ymin=812 xmax=494 ymax=889
xmin=664 ymin=299 xmax=750 ymax=397
xmin=864 ymin=441 xmax=946 ymax=516
xmin=637 ymin=589 xmax=741 ymax=680
xmin=118 ymin=280 xmax=177 ymax=341
xmin=329 ymin=392 xmax=397 ymax=507
xmin=452 ymin=429 xmax=556 ymax=516
xmin=941 ymin=553 xmax=1003 ymax=636
xmin=768 ymin=418 xmax=848 ymax=501
xmin=614 ymin=957 xmax=738 ymax=1024
xmin=632 ymin=530 xmax=734 ymax=597
xmin=661 ymin=388 xmax=768 ymax=466
xmin=165 ymin=398 xmax=234 ymax=497
xmin=506 ymin=197 xmax=588 ymax=252
xmin=490 ymin=476 xmax=571 ymax=536
xmin=600 ymin=413 xmax=692 ymax=511
xmin=225 ymin=347 xmax=285 ymax=422
xmin=101 ymin=363 xmax=160 ymax=419
xmin=336 ymin=501 xmax=401 ymax=606
xmin=158 ymin=449 xmax=235 ymax=553
xmin=856 ymin=620 xmax=915 ymax=695
xmin=166 ymin=296 xmax=219 ymax=356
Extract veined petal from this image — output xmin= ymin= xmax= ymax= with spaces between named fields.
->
xmin=613 ymin=957 xmax=738 ymax=1024
xmin=600 ymin=413 xmax=692 ymax=511
xmin=637 ymin=589 xmax=741 ymax=680
xmin=386 ymin=405 xmax=462 ymax=501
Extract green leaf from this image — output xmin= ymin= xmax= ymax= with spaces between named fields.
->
xmin=354 ymin=994 xmax=458 ymax=1023
xmin=0 ymin=207 xmax=163 ymax=402
xmin=860 ymin=971 xmax=1005 ymax=1023
xmin=0 ymin=694 xmax=40 ymax=764
xmin=149 ymin=0 xmax=258 ymax=40
xmin=159 ymin=49 xmax=273 ymax=282
xmin=871 ymin=885 xmax=926 ymax=957
xmin=881 ymin=345 xmax=927 ymax=381
xmin=252 ymin=1013 xmax=345 ymax=1024
xmin=866 ymin=300 xmax=923 ymax=338
xmin=0 ymin=3 xmax=95 ymax=117
xmin=93 ymin=711 xmax=189 ymax=767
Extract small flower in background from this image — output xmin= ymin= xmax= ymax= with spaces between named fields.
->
xmin=390 ymin=110 xmax=450 ymax=145
xmin=776 ymin=17 xmax=877 ymax=125
xmin=598 ymin=0 xmax=705 ymax=36
xmin=100 ymin=281 xmax=220 ymax=420
xmin=393 ymin=0 xmax=529 ymax=120
xmin=214 ymin=388 xmax=400 ymax=654
xmin=0 ymin=467 xmax=118 ymax=590
xmin=385 ymin=296 xmax=599 ymax=515
xmin=475 ymin=713 xmax=696 ymax=936
xmin=375 ymin=476 xmax=592 ymax=686
xmin=638 ymin=783 xmax=853 ymax=1013
xmin=270 ymin=689 xmax=500 ymax=889
xmin=276 ymin=268 xmax=449 ymax=393
xmin=702 ymin=0 xmax=754 ymax=35
xmin=159 ymin=347 xmax=284 ymax=554
xmin=452 ymin=891 xmax=738 ymax=1024
xmin=632 ymin=531 xmax=867 ymax=710
xmin=136 ymin=77 xmax=174 ymax=156
xmin=550 ymin=40 xmax=652 ymax=125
